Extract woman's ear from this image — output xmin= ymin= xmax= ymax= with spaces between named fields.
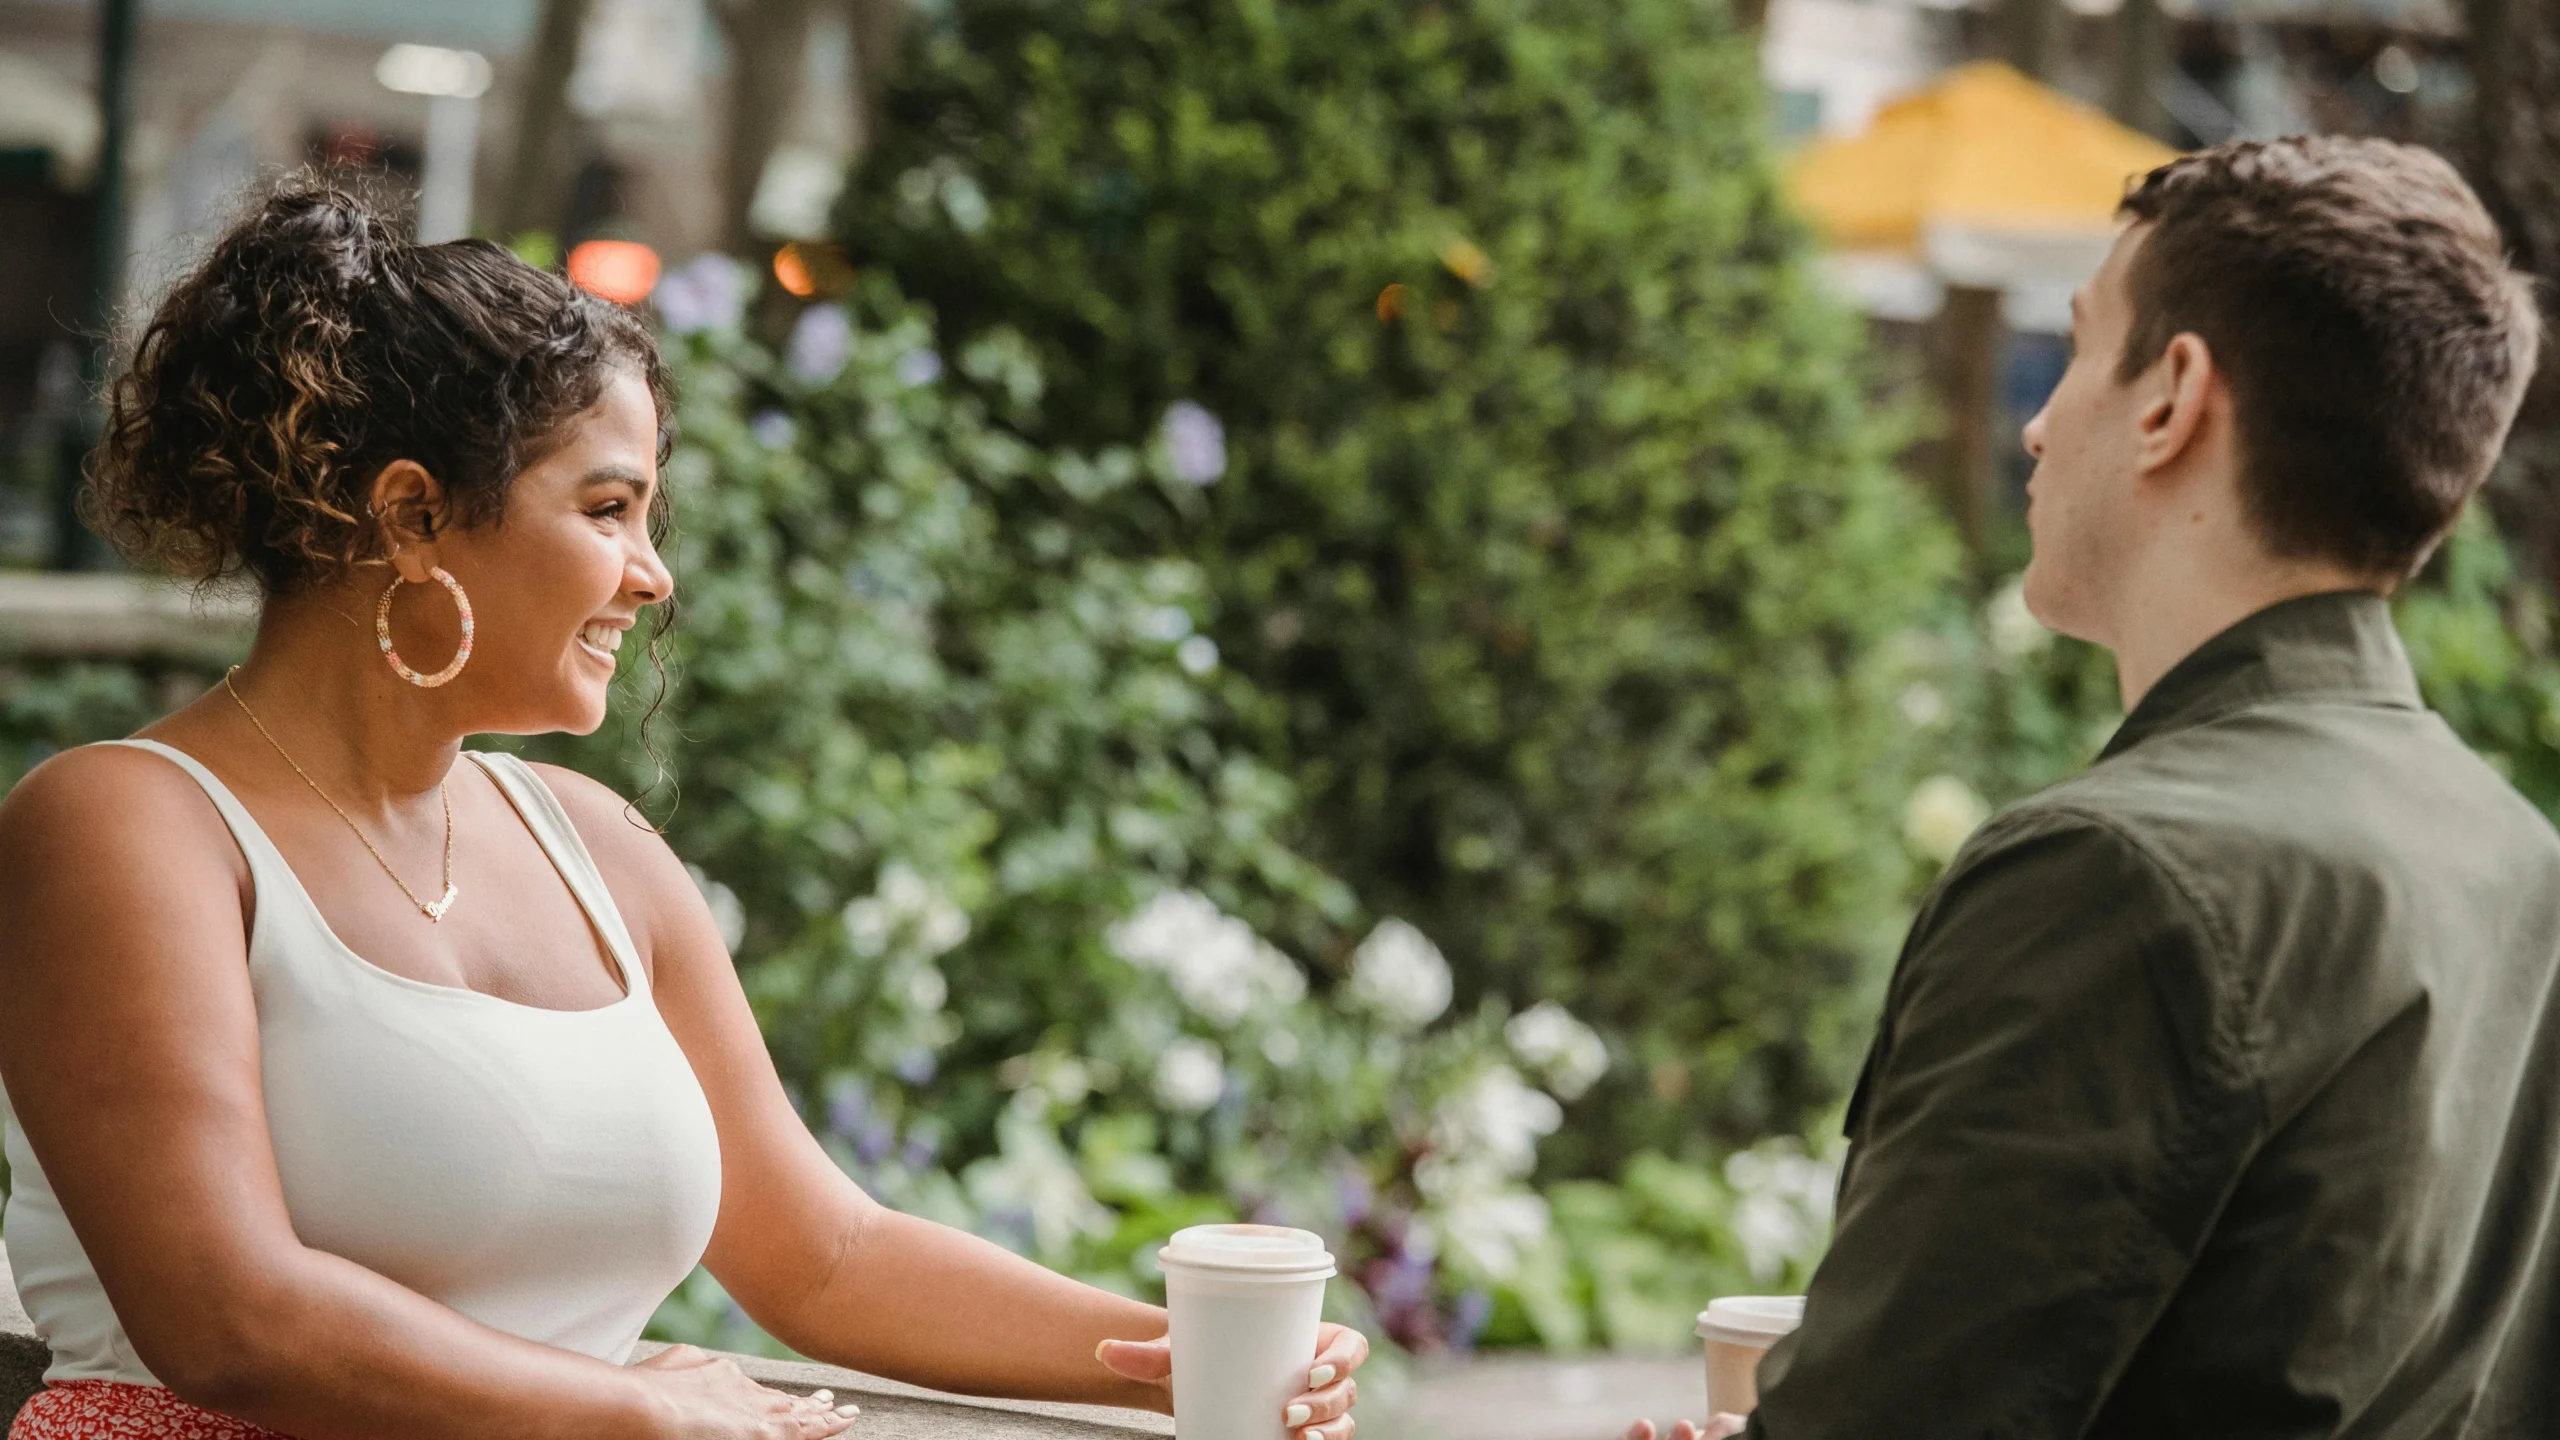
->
xmin=367 ymin=460 xmax=447 ymax=582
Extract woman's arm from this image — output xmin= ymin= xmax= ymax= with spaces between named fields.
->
xmin=0 ymin=749 xmax=836 ymax=1440
xmin=546 ymin=763 xmax=1175 ymax=1409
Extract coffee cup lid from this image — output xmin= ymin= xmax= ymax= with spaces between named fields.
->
xmin=1695 ymin=1295 xmax=1805 ymax=1345
xmin=1159 ymin=1224 xmax=1337 ymax=1279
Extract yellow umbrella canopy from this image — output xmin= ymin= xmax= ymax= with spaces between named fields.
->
xmin=1788 ymin=61 xmax=2183 ymax=252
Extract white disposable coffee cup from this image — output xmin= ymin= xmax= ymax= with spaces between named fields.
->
xmin=1158 ymin=1224 xmax=1336 ymax=1440
xmin=1696 ymin=1295 xmax=1805 ymax=1417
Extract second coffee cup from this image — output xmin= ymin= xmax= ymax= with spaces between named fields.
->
xmin=1159 ymin=1223 xmax=1336 ymax=1440
xmin=1696 ymin=1294 xmax=1805 ymax=1418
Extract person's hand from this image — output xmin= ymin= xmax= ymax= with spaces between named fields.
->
xmin=1621 ymin=1416 xmax=1749 ymax=1440
xmin=635 ymin=1343 xmax=863 ymax=1439
xmin=1097 ymin=1321 xmax=1371 ymax=1435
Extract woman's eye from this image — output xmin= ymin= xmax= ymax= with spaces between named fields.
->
xmin=591 ymin=501 xmax=628 ymax=521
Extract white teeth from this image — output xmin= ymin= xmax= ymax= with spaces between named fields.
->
xmin=579 ymin=624 xmax=625 ymax=655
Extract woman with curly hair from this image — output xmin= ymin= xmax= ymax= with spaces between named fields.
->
xmin=0 ymin=181 xmax=1367 ymax=1440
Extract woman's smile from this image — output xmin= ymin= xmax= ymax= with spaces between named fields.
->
xmin=575 ymin=621 xmax=626 ymax=668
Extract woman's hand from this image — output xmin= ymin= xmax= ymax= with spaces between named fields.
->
xmin=1622 ymin=1416 xmax=1749 ymax=1440
xmin=1096 ymin=1322 xmax=1372 ymax=1436
xmin=635 ymin=1344 xmax=864 ymax=1439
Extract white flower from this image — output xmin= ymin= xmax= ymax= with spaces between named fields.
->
xmin=904 ymin=965 xmax=949 ymax=1013
xmin=1261 ymin=1028 xmax=1302 ymax=1067
xmin=963 ymin=1104 xmax=1113 ymax=1257
xmin=898 ymin=349 xmax=944 ymax=387
xmin=1153 ymin=1037 xmax=1227 ymax=1114
xmin=1431 ymin=1065 xmax=1562 ymax=1179
xmin=1903 ymin=775 xmax=1989 ymax=863
xmin=1176 ymin=635 xmax=1220 ymax=674
xmin=652 ymin=253 xmax=748 ymax=334
xmin=1107 ymin=890 xmax=1306 ymax=1028
xmin=1505 ymin=1002 xmax=1608 ymax=1101
xmin=785 ymin=303 xmax=854 ymax=383
xmin=1161 ymin=401 xmax=1228 ymax=485
xmin=1427 ymin=1186 xmax=1551 ymax=1282
xmin=1724 ymin=1139 xmax=1841 ymax=1281
xmin=685 ymin=864 xmax=747 ymax=953
xmin=1986 ymin=576 xmax=2052 ymax=659
xmin=843 ymin=862 xmax=971 ymax=960
xmin=1347 ymin=918 xmax=1453 ymax=1028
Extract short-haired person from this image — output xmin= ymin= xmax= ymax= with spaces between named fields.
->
xmin=1631 ymin=137 xmax=2556 ymax=1438
xmin=0 ymin=184 xmax=1369 ymax=1439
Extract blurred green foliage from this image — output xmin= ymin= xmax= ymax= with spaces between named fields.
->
xmin=841 ymin=0 xmax=1953 ymax=1164
xmin=525 ymin=283 xmax=1720 ymax=1354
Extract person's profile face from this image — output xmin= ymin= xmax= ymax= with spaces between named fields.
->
xmin=2018 ymin=224 xmax=2149 ymax=644
xmin=434 ymin=369 xmax=672 ymax=737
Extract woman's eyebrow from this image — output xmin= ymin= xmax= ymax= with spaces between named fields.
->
xmin=580 ymin=464 xmax=653 ymax=491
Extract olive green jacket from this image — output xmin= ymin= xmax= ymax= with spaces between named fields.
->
xmin=1754 ymin=593 xmax=2560 ymax=1439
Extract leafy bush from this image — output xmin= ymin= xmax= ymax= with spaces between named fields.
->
xmin=839 ymin=0 xmax=1954 ymax=1163
xmin=538 ymin=273 xmax=1679 ymax=1354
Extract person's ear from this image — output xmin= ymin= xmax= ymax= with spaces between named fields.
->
xmin=2132 ymin=333 xmax=2219 ymax=480
xmin=367 ymin=460 xmax=447 ymax=583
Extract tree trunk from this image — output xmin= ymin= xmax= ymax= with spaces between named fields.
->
xmin=2466 ymin=0 xmax=2560 ymax=587
xmin=845 ymin=0 xmax=907 ymax=156
xmin=1935 ymin=284 xmax=2006 ymax=558
xmin=714 ymin=0 xmax=820 ymax=254
xmin=1999 ymin=0 xmax=2063 ymax=83
xmin=494 ymin=0 xmax=593 ymax=243
xmin=2108 ymin=0 xmax=2171 ymax=141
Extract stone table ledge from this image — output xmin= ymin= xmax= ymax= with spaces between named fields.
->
xmin=0 ymin=1245 xmax=1168 ymax=1438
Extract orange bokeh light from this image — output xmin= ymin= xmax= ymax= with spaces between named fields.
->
xmin=1376 ymin=283 xmax=1410 ymax=323
xmin=773 ymin=244 xmax=818 ymax=297
xmin=567 ymin=239 xmax=662 ymax=305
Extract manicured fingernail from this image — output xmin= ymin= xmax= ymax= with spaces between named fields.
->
xmin=1304 ymin=1429 xmax=1323 ymax=1440
xmin=836 ymin=1404 xmax=861 ymax=1417
xmin=810 ymin=1390 xmax=832 ymax=1403
xmin=1287 ymin=1405 xmax=1312 ymax=1425
xmin=1309 ymin=1365 xmax=1336 ymax=1387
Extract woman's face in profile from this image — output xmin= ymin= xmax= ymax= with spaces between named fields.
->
xmin=434 ymin=368 xmax=672 ymax=737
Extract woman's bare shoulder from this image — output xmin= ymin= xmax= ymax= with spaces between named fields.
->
xmin=0 ymin=741 xmax=250 ymax=980
xmin=0 ymin=740 xmax=239 ymax=856
xmin=516 ymin=760 xmax=700 ymax=960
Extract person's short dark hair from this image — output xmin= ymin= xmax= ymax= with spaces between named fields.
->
xmin=88 ymin=175 xmax=674 ymax=596
xmin=2116 ymin=136 xmax=2541 ymax=581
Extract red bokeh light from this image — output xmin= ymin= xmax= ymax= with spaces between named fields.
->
xmin=567 ymin=239 xmax=662 ymax=305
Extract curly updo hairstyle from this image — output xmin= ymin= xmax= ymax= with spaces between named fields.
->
xmin=87 ymin=177 xmax=674 ymax=596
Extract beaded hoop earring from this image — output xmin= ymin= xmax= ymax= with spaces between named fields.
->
xmin=377 ymin=566 xmax=474 ymax=688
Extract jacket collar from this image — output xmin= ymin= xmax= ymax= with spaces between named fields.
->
xmin=2099 ymin=590 xmax=2422 ymax=761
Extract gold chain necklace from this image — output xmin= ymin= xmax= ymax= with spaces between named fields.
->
xmin=223 ymin=667 xmax=458 ymax=923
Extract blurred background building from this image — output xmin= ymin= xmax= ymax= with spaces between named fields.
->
xmin=0 ymin=0 xmax=2492 ymax=576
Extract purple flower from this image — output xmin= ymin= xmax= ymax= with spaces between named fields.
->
xmin=1336 ymin=1171 xmax=1374 ymax=1228
xmin=786 ymin=304 xmax=854 ymax=383
xmin=894 ymin=1047 xmax=939 ymax=1086
xmin=900 ymin=1134 xmax=941 ymax=1170
xmin=854 ymin=1119 xmax=896 ymax=1165
xmin=826 ymin=1078 xmax=873 ymax=1140
xmin=897 ymin=349 xmax=944 ymax=387
xmin=1450 ymin=1290 xmax=1494 ymax=1352
xmin=653 ymin=254 xmax=748 ymax=335
xmin=1161 ymin=401 xmax=1227 ymax=485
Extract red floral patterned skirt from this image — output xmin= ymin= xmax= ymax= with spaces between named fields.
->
xmin=8 ymin=1381 xmax=291 ymax=1439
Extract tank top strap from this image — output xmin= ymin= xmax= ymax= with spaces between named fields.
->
xmin=460 ymin=752 xmax=649 ymax=999
xmin=93 ymin=738 xmax=299 ymax=893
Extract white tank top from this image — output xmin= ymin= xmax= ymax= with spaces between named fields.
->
xmin=0 ymin=740 xmax=724 ymax=1384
